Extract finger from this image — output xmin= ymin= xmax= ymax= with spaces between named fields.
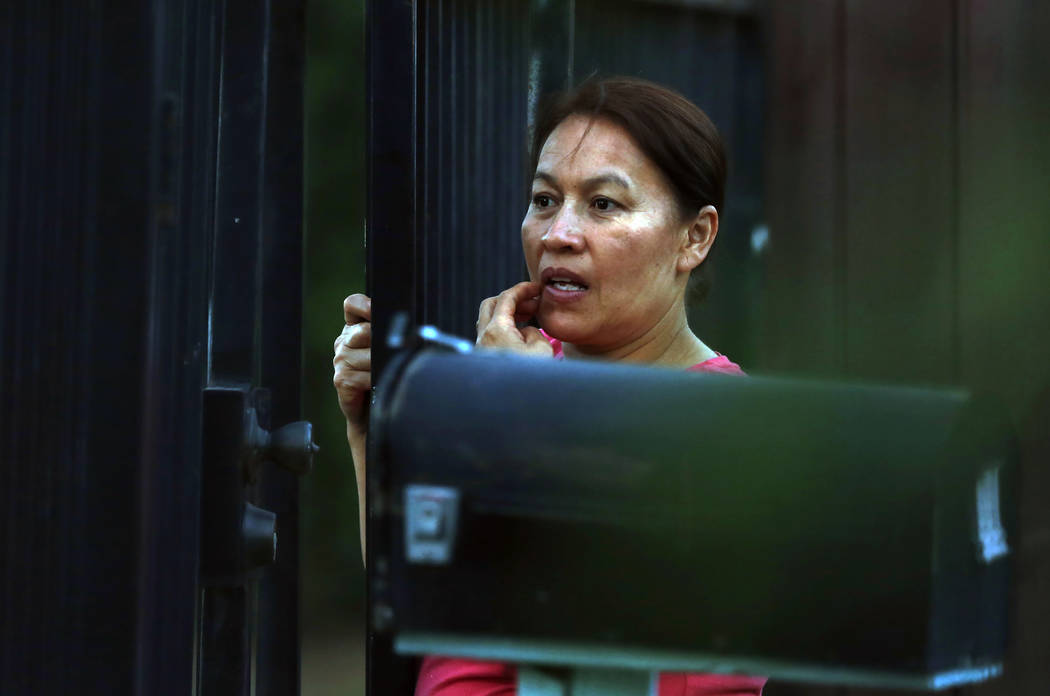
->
xmin=513 ymin=297 xmax=540 ymax=325
xmin=477 ymin=297 xmax=497 ymax=332
xmin=492 ymin=281 xmax=542 ymax=328
xmin=333 ymin=323 xmax=365 ymax=352
xmin=334 ymin=322 xmax=372 ymax=351
xmin=333 ymin=346 xmax=372 ymax=372
xmin=344 ymin=293 xmax=372 ymax=325
xmin=334 ymin=324 xmax=351 ymax=353
xmin=333 ymin=366 xmax=372 ymax=394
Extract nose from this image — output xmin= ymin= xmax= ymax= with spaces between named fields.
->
xmin=541 ymin=207 xmax=585 ymax=253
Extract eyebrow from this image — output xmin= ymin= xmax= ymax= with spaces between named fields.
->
xmin=533 ymin=170 xmax=633 ymax=191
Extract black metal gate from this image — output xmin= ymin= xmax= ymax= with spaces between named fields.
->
xmin=1 ymin=1 xmax=308 ymax=694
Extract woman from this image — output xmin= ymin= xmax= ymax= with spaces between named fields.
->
xmin=334 ymin=77 xmax=765 ymax=696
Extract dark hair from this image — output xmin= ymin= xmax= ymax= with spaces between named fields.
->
xmin=530 ymin=76 xmax=728 ymax=304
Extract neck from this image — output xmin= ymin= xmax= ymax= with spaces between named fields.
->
xmin=561 ymin=301 xmax=717 ymax=368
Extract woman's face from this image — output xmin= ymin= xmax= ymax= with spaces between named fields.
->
xmin=522 ymin=115 xmax=695 ymax=350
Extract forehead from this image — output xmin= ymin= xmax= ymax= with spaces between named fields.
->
xmin=535 ymin=115 xmax=658 ymax=183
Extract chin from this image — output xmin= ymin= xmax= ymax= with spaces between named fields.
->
xmin=537 ymin=307 xmax=590 ymax=344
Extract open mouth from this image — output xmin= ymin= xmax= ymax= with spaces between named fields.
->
xmin=547 ymin=277 xmax=588 ymax=292
xmin=541 ymin=267 xmax=589 ymax=294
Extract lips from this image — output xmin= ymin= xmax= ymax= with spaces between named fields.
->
xmin=539 ymin=266 xmax=589 ymax=305
xmin=540 ymin=266 xmax=589 ymax=292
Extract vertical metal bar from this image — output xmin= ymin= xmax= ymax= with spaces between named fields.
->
xmin=366 ymin=0 xmax=420 ymax=692
xmin=198 ymin=387 xmax=251 ymax=696
xmin=133 ymin=0 xmax=214 ymax=691
xmin=199 ymin=0 xmax=259 ymax=689
xmin=528 ymin=0 xmax=575 ymax=110
xmin=209 ymin=0 xmax=266 ymax=385
xmin=255 ymin=1 xmax=307 ymax=694
xmin=449 ymin=0 xmax=462 ymax=334
xmin=473 ymin=1 xmax=486 ymax=323
xmin=420 ymin=0 xmax=433 ymax=327
xmin=199 ymin=588 xmax=252 ymax=696
xmin=366 ymin=0 xmax=419 ymax=372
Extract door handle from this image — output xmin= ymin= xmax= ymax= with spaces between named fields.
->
xmin=245 ymin=411 xmax=319 ymax=477
xmin=201 ymin=387 xmax=317 ymax=582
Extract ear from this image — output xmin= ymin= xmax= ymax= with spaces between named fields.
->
xmin=676 ymin=205 xmax=718 ymax=274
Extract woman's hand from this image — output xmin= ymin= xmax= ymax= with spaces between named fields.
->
xmin=333 ymin=293 xmax=371 ymax=564
xmin=333 ymin=293 xmax=372 ymax=436
xmin=475 ymin=281 xmax=553 ymax=358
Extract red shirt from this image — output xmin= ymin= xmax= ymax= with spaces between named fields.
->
xmin=415 ymin=341 xmax=762 ymax=696
xmin=416 ymin=657 xmax=766 ymax=696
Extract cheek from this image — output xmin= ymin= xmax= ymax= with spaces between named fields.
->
xmin=521 ymin=224 xmax=541 ymax=279
xmin=595 ymin=235 xmax=679 ymax=306
xmin=602 ymin=230 xmax=670 ymax=282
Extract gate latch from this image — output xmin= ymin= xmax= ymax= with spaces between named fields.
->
xmin=200 ymin=387 xmax=318 ymax=584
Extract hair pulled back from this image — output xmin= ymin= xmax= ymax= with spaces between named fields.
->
xmin=530 ymin=76 xmax=728 ymax=303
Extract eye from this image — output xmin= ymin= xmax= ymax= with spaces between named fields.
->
xmin=592 ymin=196 xmax=619 ymax=212
xmin=532 ymin=193 xmax=555 ymax=208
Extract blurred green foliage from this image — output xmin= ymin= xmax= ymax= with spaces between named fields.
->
xmin=301 ymin=0 xmax=366 ymax=631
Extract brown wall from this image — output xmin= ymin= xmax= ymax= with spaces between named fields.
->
xmin=761 ymin=1 xmax=1050 ymax=694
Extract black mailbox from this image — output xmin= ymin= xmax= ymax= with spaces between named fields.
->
xmin=370 ymin=349 xmax=1014 ymax=691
